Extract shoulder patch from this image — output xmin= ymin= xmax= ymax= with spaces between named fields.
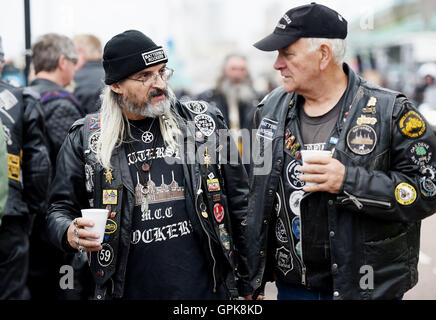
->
xmin=183 ymin=100 xmax=208 ymax=114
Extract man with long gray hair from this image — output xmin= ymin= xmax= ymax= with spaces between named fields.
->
xmin=46 ymin=30 xmax=250 ymax=300
xmin=246 ymin=3 xmax=436 ymax=300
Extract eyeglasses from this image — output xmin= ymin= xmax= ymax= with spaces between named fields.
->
xmin=65 ymin=55 xmax=78 ymax=64
xmin=127 ymin=67 xmax=174 ymax=86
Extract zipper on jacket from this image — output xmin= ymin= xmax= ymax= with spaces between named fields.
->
xmin=342 ymin=191 xmax=391 ymax=209
xmin=279 ymin=177 xmax=307 ymax=286
xmin=195 ymin=174 xmax=217 ymax=293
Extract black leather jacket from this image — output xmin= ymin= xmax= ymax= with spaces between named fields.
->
xmin=46 ymin=99 xmax=250 ymax=299
xmin=30 ymin=78 xmax=84 ymax=174
xmin=246 ymin=64 xmax=436 ymax=300
xmin=0 ymin=80 xmax=50 ymax=219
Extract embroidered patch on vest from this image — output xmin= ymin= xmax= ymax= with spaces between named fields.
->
xmin=102 ymin=189 xmax=117 ymax=205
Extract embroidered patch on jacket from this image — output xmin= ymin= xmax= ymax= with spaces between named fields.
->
xmin=98 ymin=243 xmax=114 ymax=267
xmin=408 ymin=142 xmax=432 ymax=166
xmin=275 ymin=246 xmax=294 ymax=276
xmin=102 ymin=189 xmax=118 ymax=205
xmin=398 ymin=110 xmax=426 ymax=139
xmin=184 ymin=101 xmax=208 ymax=114
xmin=346 ymin=125 xmax=377 ymax=155
xmin=105 ymin=219 xmax=118 ymax=234
xmin=89 ymin=115 xmax=101 ymax=130
xmin=7 ymin=153 xmax=20 ymax=182
xmin=256 ymin=117 xmax=278 ymax=141
xmin=213 ymin=203 xmax=225 ymax=223
xmin=194 ymin=114 xmax=216 ymax=137
xmin=419 ymin=177 xmax=436 ymax=198
xmin=207 ymin=178 xmax=220 ymax=192
xmin=395 ymin=182 xmax=417 ymax=206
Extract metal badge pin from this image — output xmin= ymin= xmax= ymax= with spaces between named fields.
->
xmin=204 ymin=147 xmax=211 ymax=169
xmin=104 ymin=169 xmax=113 ymax=185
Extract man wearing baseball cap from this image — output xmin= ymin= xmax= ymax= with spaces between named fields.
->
xmin=46 ymin=30 xmax=250 ymax=300
xmin=246 ymin=3 xmax=436 ymax=300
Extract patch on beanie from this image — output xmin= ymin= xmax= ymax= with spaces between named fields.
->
xmin=142 ymin=48 xmax=168 ymax=66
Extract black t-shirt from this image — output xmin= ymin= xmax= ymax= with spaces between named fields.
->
xmin=122 ymin=118 xmax=226 ymax=300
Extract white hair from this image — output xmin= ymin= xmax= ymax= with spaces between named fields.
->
xmin=305 ymin=38 xmax=347 ymax=66
xmin=96 ymin=86 xmax=182 ymax=170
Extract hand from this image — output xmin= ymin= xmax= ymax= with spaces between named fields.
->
xmin=243 ymin=295 xmax=264 ymax=300
xmin=67 ymin=218 xmax=102 ymax=252
xmin=299 ymin=156 xmax=345 ymax=194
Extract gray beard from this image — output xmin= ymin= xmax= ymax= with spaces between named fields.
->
xmin=123 ymin=88 xmax=175 ymax=118
xmin=221 ymin=78 xmax=257 ymax=103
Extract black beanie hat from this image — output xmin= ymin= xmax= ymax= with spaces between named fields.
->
xmin=103 ymin=30 xmax=168 ymax=85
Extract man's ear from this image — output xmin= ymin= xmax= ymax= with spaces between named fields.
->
xmin=58 ymin=54 xmax=67 ymax=70
xmin=110 ymin=82 xmax=123 ymax=94
xmin=319 ymin=43 xmax=333 ymax=71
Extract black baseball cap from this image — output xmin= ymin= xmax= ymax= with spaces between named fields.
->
xmin=254 ymin=2 xmax=347 ymax=51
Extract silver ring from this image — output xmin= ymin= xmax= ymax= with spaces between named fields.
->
xmin=73 ymin=228 xmax=79 ymax=237
xmin=73 ymin=219 xmax=79 ymax=227
xmin=75 ymin=237 xmax=79 ymax=245
xmin=78 ymin=246 xmax=84 ymax=254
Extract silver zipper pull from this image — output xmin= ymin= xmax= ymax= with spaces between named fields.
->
xmin=197 ymin=188 xmax=203 ymax=195
xmin=344 ymin=191 xmax=363 ymax=209
xmin=301 ymin=267 xmax=307 ymax=285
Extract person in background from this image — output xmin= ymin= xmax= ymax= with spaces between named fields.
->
xmin=0 ymin=35 xmax=50 ymax=299
xmin=197 ymin=54 xmax=261 ymax=156
xmin=27 ymin=33 xmax=85 ymax=300
xmin=73 ymin=34 xmax=105 ymax=114
xmin=0 ymin=118 xmax=8 ymax=225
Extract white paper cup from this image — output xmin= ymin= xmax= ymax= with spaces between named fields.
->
xmin=300 ymin=150 xmax=332 ymax=186
xmin=80 ymin=209 xmax=109 ymax=243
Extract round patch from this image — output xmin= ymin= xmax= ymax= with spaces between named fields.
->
xmin=98 ymin=243 xmax=114 ymax=267
xmin=409 ymin=142 xmax=432 ymax=166
xmin=213 ymin=203 xmax=225 ymax=223
xmin=346 ymin=125 xmax=377 ymax=155
xmin=420 ymin=165 xmax=436 ymax=180
xmin=399 ymin=110 xmax=426 ymax=139
xmin=141 ymin=131 xmax=154 ymax=143
xmin=194 ymin=114 xmax=216 ymax=137
xmin=185 ymin=101 xmax=208 ymax=114
xmin=275 ymin=192 xmax=281 ymax=217
xmin=289 ymin=190 xmax=304 ymax=216
xmin=88 ymin=131 xmax=100 ymax=154
xmin=105 ymin=219 xmax=118 ymax=234
xmin=395 ymin=183 xmax=417 ymax=206
xmin=420 ymin=177 xmax=436 ymax=198
xmin=286 ymin=161 xmax=305 ymax=190
xmin=292 ymin=216 xmax=300 ymax=239
xmin=195 ymin=131 xmax=203 ymax=139
xmin=295 ymin=241 xmax=302 ymax=258
xmin=275 ymin=218 xmax=288 ymax=243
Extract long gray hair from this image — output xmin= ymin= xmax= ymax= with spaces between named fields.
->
xmin=96 ymin=86 xmax=182 ymax=170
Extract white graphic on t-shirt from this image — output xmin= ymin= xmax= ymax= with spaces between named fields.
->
xmin=131 ymin=220 xmax=193 ymax=245
xmin=127 ymin=145 xmax=181 ymax=166
xmin=135 ymin=170 xmax=185 ymax=207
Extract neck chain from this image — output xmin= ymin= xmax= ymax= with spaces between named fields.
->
xmin=129 ymin=118 xmax=156 ymax=144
